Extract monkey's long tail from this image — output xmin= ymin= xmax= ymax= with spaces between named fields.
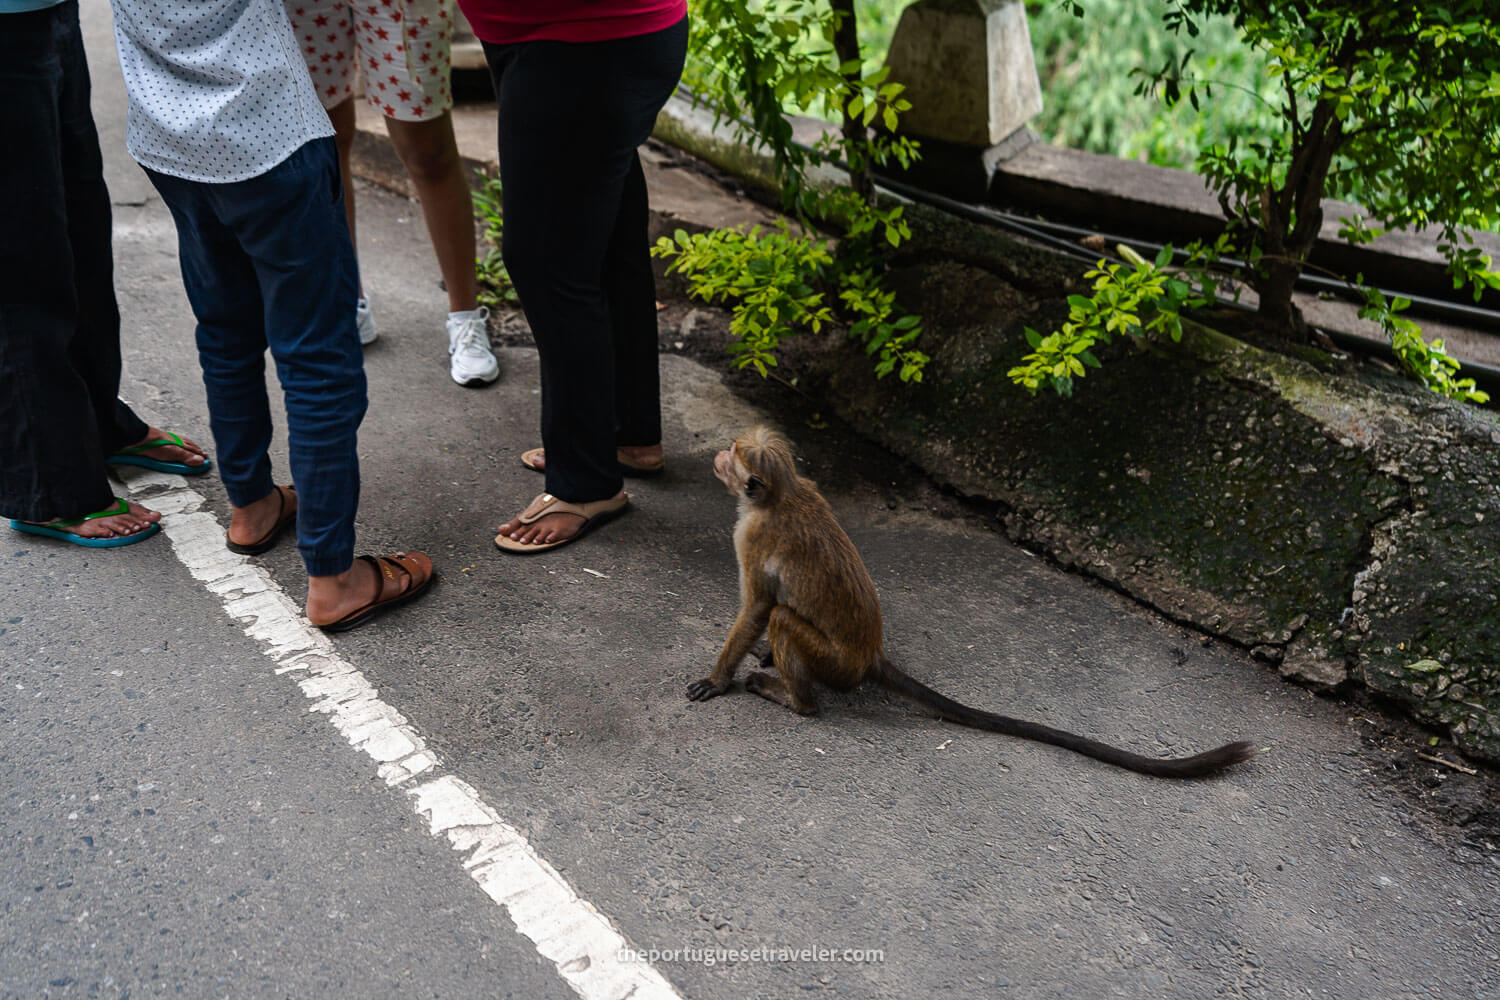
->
xmin=872 ymin=657 xmax=1256 ymax=779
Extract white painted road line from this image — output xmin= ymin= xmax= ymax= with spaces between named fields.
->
xmin=124 ymin=471 xmax=682 ymax=1000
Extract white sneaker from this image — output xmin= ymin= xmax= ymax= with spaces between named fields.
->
xmin=447 ymin=306 xmax=499 ymax=386
xmin=356 ymin=297 xmax=378 ymax=346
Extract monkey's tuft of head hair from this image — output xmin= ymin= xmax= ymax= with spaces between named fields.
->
xmin=735 ymin=426 xmax=799 ymax=504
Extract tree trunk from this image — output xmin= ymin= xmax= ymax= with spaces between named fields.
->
xmin=1254 ymin=92 xmax=1342 ymax=342
xmin=828 ymin=0 xmax=875 ymax=206
xmin=1254 ymin=259 xmax=1306 ymax=337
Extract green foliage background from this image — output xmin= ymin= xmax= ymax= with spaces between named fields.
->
xmin=852 ymin=0 xmax=1278 ymax=169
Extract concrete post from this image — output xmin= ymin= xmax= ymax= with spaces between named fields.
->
xmin=885 ymin=0 xmax=1044 ymax=146
xmin=881 ymin=0 xmax=1044 ymax=198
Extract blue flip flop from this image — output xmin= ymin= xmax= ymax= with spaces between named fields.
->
xmin=108 ymin=431 xmax=213 ymax=476
xmin=9 ymin=497 xmax=162 ymax=548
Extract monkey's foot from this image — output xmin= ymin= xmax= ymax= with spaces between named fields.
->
xmin=686 ymin=677 xmax=729 ymax=702
xmin=745 ymin=671 xmax=818 ymax=715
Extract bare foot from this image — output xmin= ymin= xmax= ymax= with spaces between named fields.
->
xmin=227 ymin=485 xmax=296 ymax=548
xmin=23 ymin=499 xmax=161 ymax=539
xmin=497 ymin=489 xmax=627 ymax=546
xmin=305 ymin=557 xmax=380 ymax=626
xmin=305 ymin=552 xmax=433 ymax=628
xmin=126 ymin=427 xmax=209 ymax=469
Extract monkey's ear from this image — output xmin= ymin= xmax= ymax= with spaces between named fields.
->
xmin=745 ymin=475 xmax=767 ymax=501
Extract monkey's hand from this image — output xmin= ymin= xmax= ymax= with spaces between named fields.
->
xmin=686 ymin=677 xmax=730 ymax=702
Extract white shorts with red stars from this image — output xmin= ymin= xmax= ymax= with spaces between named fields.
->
xmin=286 ymin=0 xmax=454 ymax=122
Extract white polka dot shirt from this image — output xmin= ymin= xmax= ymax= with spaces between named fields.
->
xmin=110 ymin=0 xmax=334 ymax=183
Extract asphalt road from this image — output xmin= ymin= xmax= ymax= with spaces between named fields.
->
xmin=2 ymin=9 xmax=1498 ymax=999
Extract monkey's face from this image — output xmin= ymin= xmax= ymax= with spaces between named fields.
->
xmin=715 ymin=439 xmax=771 ymax=503
xmin=713 ymin=443 xmax=742 ymax=495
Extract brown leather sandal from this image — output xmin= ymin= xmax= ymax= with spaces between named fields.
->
xmin=226 ymin=485 xmax=298 ymax=555
xmin=493 ymin=492 xmax=629 ymax=554
xmin=519 ymin=446 xmax=664 ymax=477
xmin=313 ymin=551 xmax=435 ymax=633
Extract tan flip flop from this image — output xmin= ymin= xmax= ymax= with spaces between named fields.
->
xmin=519 ymin=446 xmax=664 ymax=477
xmin=493 ymin=491 xmax=630 ymax=554
xmin=313 ymin=551 xmax=435 ymax=633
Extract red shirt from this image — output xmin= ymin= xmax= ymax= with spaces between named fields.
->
xmin=459 ymin=0 xmax=687 ymax=44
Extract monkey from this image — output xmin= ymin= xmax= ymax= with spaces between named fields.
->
xmin=686 ymin=426 xmax=1256 ymax=780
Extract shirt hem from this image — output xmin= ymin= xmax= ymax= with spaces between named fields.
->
xmin=128 ymin=128 xmax=332 ymax=185
xmin=465 ymin=7 xmax=685 ymax=45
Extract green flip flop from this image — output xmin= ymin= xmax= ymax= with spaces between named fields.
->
xmin=108 ymin=431 xmax=213 ymax=476
xmin=9 ymin=497 xmax=161 ymax=548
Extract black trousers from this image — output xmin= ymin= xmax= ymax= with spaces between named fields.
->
xmin=482 ymin=17 xmax=687 ymax=503
xmin=0 ymin=0 xmax=148 ymax=521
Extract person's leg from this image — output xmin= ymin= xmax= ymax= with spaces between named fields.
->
xmin=384 ymin=114 xmax=478 ymax=313
xmin=205 ymin=139 xmax=388 ymax=619
xmin=327 ymin=96 xmax=379 ymax=345
xmin=485 ymin=20 xmax=686 ymax=546
xmin=372 ymin=0 xmax=494 ymax=383
xmin=143 ymin=170 xmax=279 ymax=518
xmin=0 ymin=1 xmax=156 ymax=536
xmin=326 ymin=97 xmax=360 ymax=272
xmin=52 ymin=9 xmax=208 ymax=476
xmin=518 ymin=150 xmax=664 ymax=476
xmin=604 ymin=151 xmax=664 ymax=461
xmin=51 ymin=11 xmax=143 ymax=464
xmin=488 ymin=40 xmax=622 ymax=515
xmin=285 ymin=0 xmax=373 ymax=342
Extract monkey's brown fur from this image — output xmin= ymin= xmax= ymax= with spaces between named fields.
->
xmin=687 ymin=426 xmax=1256 ymax=780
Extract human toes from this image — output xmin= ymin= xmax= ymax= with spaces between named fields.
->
xmin=143 ymin=427 xmax=207 ymax=464
xmin=85 ymin=515 xmax=134 ymax=537
xmin=155 ymin=427 xmax=207 ymax=457
xmin=537 ymin=514 xmax=582 ymax=544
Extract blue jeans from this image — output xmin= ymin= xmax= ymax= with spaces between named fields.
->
xmin=146 ymin=139 xmax=366 ymax=576
xmin=0 ymin=0 xmax=149 ymax=521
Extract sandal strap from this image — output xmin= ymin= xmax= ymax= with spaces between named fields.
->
xmin=117 ymin=431 xmax=184 ymax=456
xmin=517 ymin=492 xmax=623 ymax=524
xmin=366 ymin=552 xmax=428 ymax=599
xmin=518 ymin=493 xmax=572 ymax=524
xmin=49 ymin=497 xmax=130 ymax=528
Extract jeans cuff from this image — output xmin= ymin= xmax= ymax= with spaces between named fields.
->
xmin=301 ymin=550 xmax=355 ymax=578
xmin=222 ymin=474 xmax=278 ymax=510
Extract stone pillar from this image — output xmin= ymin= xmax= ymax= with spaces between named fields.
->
xmin=882 ymin=0 xmax=1044 ymax=199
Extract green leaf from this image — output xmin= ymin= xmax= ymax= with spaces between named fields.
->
xmin=1404 ymin=659 xmax=1445 ymax=673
